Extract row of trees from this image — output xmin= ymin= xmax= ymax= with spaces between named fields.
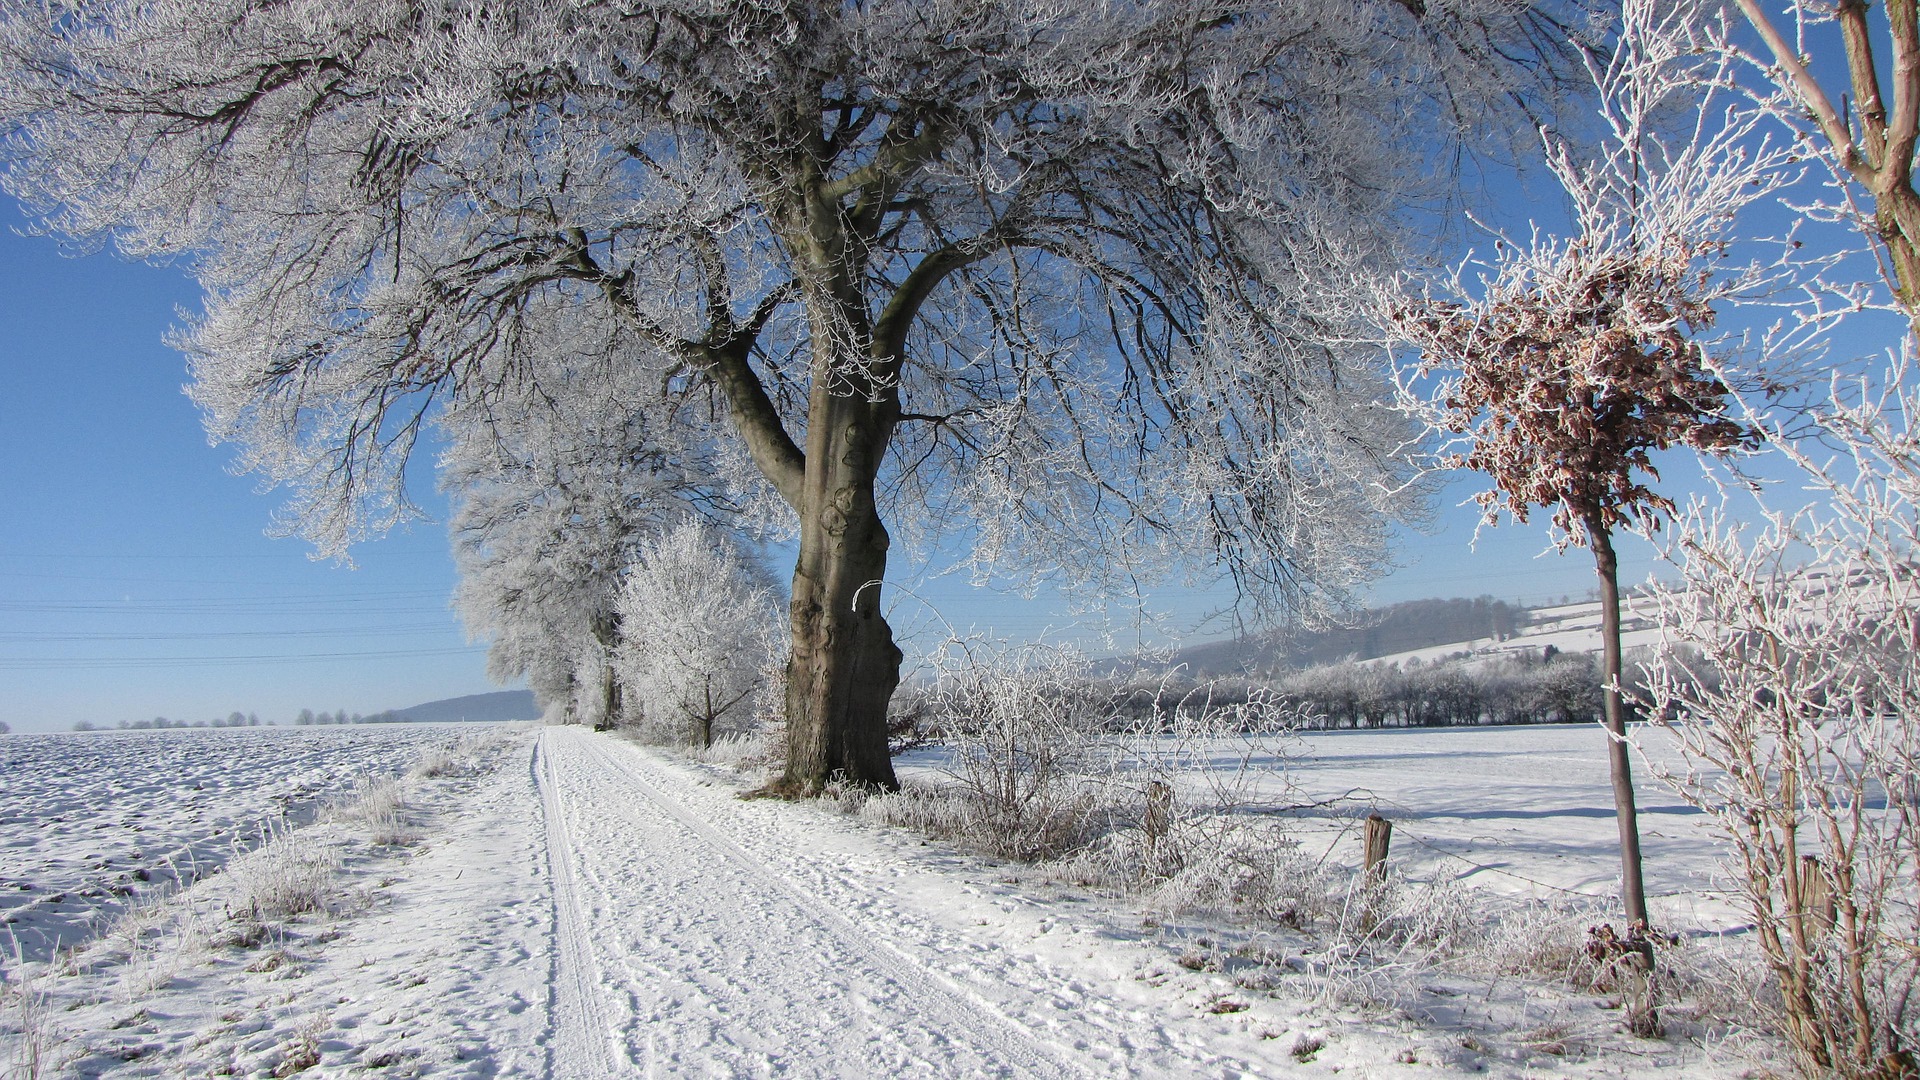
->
xmin=1274 ymin=652 xmax=1604 ymax=730
xmin=76 ymin=713 xmax=262 ymax=731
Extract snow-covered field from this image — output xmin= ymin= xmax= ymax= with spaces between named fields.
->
xmin=0 ymin=726 xmax=493 ymax=965
xmin=1281 ymin=725 xmax=1740 ymax=927
xmin=1 ymin=723 xmax=1774 ymax=1078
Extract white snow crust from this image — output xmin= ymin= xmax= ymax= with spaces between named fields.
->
xmin=1 ymin=724 xmax=1771 ymax=1077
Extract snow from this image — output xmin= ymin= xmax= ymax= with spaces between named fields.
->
xmin=1362 ymin=598 xmax=1668 ymax=668
xmin=0 ymin=725 xmax=490 ymax=964
xmin=1279 ymin=725 xmax=1742 ymax=929
xmin=3 ymin=723 xmax=1769 ymax=1077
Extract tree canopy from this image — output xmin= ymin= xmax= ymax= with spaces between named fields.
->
xmin=0 ymin=0 xmax=1575 ymax=788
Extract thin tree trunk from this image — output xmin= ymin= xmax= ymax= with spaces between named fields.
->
xmin=601 ymin=664 xmax=621 ymax=731
xmin=1585 ymin=510 xmax=1650 ymax=926
xmin=702 ymin=681 xmax=714 ymax=750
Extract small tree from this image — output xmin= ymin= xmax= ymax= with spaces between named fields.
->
xmin=1392 ymin=1 xmax=1784 ymax=1031
xmin=615 ymin=522 xmax=782 ymax=750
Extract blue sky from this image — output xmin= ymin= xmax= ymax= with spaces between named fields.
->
xmin=0 ymin=210 xmax=491 ymax=731
xmin=0 ymin=204 xmax=1670 ymax=734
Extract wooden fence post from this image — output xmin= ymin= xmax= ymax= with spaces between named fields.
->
xmin=1363 ymin=814 xmax=1392 ymax=887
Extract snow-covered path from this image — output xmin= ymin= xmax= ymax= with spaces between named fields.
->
xmin=534 ymin=726 xmax=1086 ymax=1077
xmin=5 ymin=726 xmax=1754 ymax=1078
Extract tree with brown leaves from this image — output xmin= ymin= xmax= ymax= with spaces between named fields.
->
xmin=1403 ymin=243 xmax=1754 ymax=933
xmin=1392 ymin=0 xmax=1791 ymax=1034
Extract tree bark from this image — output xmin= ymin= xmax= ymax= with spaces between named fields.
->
xmin=777 ymin=395 xmax=902 ymax=793
xmin=600 ymin=667 xmax=621 ymax=731
xmin=1584 ymin=509 xmax=1650 ymax=926
xmin=768 ymin=180 xmax=905 ymax=793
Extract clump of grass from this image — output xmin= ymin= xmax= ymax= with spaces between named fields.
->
xmin=407 ymin=741 xmax=481 ymax=780
xmin=690 ymin=731 xmax=775 ymax=772
xmin=852 ymin=782 xmax=975 ymax=839
xmin=270 ymin=1016 xmax=325 ymax=1077
xmin=0 ymin=957 xmax=61 ymax=1080
xmin=323 ymin=777 xmax=412 ymax=847
xmin=1290 ymin=1033 xmax=1324 ymax=1062
xmin=229 ymin=834 xmax=335 ymax=922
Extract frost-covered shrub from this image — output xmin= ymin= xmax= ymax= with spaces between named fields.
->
xmin=923 ymin=643 xmax=1118 ymax=861
xmin=690 ymin=731 xmax=777 ymax=772
xmin=1470 ymin=899 xmax=1608 ymax=984
xmin=614 ymin=521 xmax=784 ymax=749
xmin=322 ymin=776 xmax=412 ymax=846
xmin=1074 ymin=819 xmax=1332 ymax=928
xmin=908 ymin=643 xmax=1308 ymax=872
xmin=1640 ymin=362 xmax=1920 ymax=1078
xmin=853 ymin=780 xmax=977 ymax=842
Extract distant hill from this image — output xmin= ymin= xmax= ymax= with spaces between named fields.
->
xmin=391 ymin=690 xmax=541 ymax=723
xmin=1159 ymin=596 xmax=1534 ymax=676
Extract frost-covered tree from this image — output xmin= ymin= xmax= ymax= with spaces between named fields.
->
xmin=1391 ymin=2 xmax=1782 ymax=986
xmin=445 ymin=348 xmax=701 ymax=725
xmin=615 ymin=521 xmax=783 ymax=749
xmin=0 ymin=0 xmax=1573 ymax=792
xmin=1736 ymin=0 xmax=1920 ymax=330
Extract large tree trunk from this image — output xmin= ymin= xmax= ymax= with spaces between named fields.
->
xmin=778 ymin=398 xmax=902 ymax=793
xmin=1584 ymin=510 xmax=1649 ymax=925
xmin=743 ymin=149 xmax=947 ymax=795
xmin=770 ymin=206 xmax=905 ymax=792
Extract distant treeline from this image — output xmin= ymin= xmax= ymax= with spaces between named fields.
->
xmin=293 ymin=708 xmax=416 ymax=725
xmin=70 ymin=707 xmax=434 ymax=731
xmin=84 ymin=711 xmax=263 ymax=731
xmin=1102 ymin=647 xmax=1609 ymax=731
xmin=1272 ymin=649 xmax=1601 ymax=728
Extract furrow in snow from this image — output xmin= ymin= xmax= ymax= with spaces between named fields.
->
xmin=536 ymin=734 xmax=626 ymax=1078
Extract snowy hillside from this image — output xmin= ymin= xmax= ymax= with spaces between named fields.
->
xmin=1361 ymin=594 xmax=1666 ymax=668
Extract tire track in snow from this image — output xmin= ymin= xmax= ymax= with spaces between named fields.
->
xmin=557 ymin=727 xmax=1083 ymax=1079
xmin=535 ymin=733 xmax=625 ymax=1078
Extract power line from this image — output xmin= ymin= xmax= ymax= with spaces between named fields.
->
xmin=0 ymin=623 xmax=458 ymax=642
xmin=0 ymin=593 xmax=451 ymax=616
xmin=0 ymin=645 xmax=485 ymax=670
